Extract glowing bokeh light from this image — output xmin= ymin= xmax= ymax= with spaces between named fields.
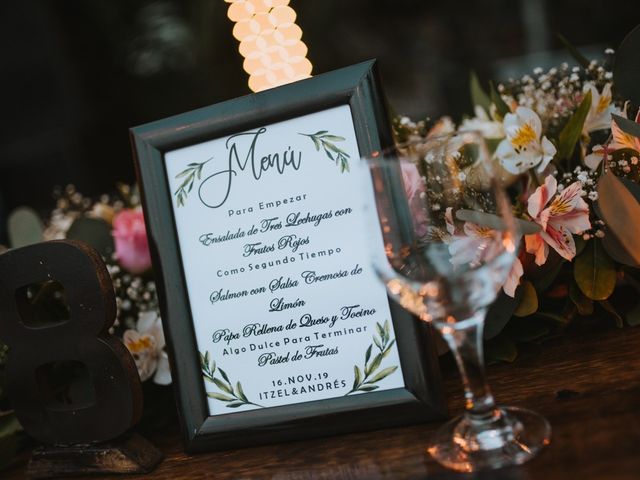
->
xmin=225 ymin=0 xmax=313 ymax=92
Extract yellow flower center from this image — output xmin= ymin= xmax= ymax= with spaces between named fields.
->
xmin=511 ymin=123 xmax=537 ymax=150
xmin=549 ymin=197 xmax=571 ymax=216
xmin=126 ymin=335 xmax=154 ymax=353
xmin=596 ymin=95 xmax=610 ymax=114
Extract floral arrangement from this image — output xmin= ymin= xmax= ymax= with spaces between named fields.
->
xmin=42 ymin=184 xmax=171 ymax=385
xmin=0 ymin=184 xmax=174 ymax=466
xmin=393 ymin=45 xmax=640 ymax=361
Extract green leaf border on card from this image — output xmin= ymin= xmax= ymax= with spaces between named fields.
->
xmin=346 ymin=320 xmax=398 ymax=395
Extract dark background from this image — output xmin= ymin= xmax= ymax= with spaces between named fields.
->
xmin=1 ymin=0 xmax=639 ymax=219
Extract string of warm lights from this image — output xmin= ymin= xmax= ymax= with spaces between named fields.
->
xmin=225 ymin=0 xmax=313 ymax=92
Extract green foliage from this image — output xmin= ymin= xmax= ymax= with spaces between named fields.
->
xmin=469 ymin=71 xmax=492 ymax=114
xmin=574 ymin=239 xmax=616 ymax=301
xmin=346 ymin=320 xmax=398 ymax=395
xmin=66 ymin=217 xmax=115 ymax=258
xmin=557 ymin=90 xmax=592 ymax=163
xmin=531 ymin=256 xmax=565 ymax=294
xmin=200 ymin=351 xmax=262 ymax=408
xmin=0 ymin=413 xmax=24 ymax=470
xmin=7 ymin=207 xmax=43 ymax=248
xmin=484 ymin=291 xmax=520 ymax=339
xmin=569 ymin=281 xmax=594 ymax=316
xmin=489 ymin=81 xmax=510 ymax=119
xmin=300 ymin=131 xmax=350 ymax=172
xmin=596 ymin=173 xmax=640 ymax=267
xmin=613 ymin=25 xmax=640 ymax=105
xmin=513 ymin=281 xmax=538 ymax=317
xmin=557 ymin=34 xmax=591 ymax=69
xmin=174 ymin=159 xmax=211 ymax=207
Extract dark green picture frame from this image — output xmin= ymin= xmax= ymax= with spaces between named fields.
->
xmin=130 ymin=60 xmax=446 ymax=453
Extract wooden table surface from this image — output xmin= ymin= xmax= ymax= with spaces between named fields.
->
xmin=6 ymin=322 xmax=640 ymax=479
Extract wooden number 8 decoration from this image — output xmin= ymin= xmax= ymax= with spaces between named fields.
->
xmin=0 ymin=240 xmax=142 ymax=444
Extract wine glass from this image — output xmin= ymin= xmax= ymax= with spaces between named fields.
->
xmin=361 ymin=131 xmax=550 ymax=472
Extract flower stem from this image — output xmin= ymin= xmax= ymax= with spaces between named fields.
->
xmin=528 ymin=169 xmax=540 ymax=188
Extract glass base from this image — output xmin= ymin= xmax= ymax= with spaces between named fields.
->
xmin=427 ymin=406 xmax=551 ymax=473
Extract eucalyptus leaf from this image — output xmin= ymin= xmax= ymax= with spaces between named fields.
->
xmin=455 ymin=209 xmax=541 ymax=234
xmin=613 ymin=24 xmax=640 ymax=105
xmin=513 ymin=281 xmax=538 ymax=317
xmin=574 ymin=235 xmax=587 ymax=257
xmin=600 ymin=225 xmax=640 ymax=268
xmin=557 ymin=90 xmax=592 ymax=162
xmin=470 ymin=71 xmax=492 ymax=114
xmin=574 ymin=239 xmax=616 ymax=300
xmin=8 ymin=207 xmax=44 ymax=248
xmin=531 ymin=254 xmax=565 ymax=293
xmin=596 ymin=173 xmax=640 ymax=266
xmin=569 ymin=281 xmax=594 ymax=315
xmin=66 ymin=217 xmax=114 ymax=257
xmin=612 ymin=114 xmax=640 ymax=139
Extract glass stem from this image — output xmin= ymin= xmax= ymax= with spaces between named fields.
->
xmin=440 ymin=309 xmax=498 ymax=422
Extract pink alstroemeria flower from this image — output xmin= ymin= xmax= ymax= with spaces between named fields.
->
xmin=525 ymin=175 xmax=591 ymax=265
xmin=610 ymin=108 xmax=640 ymax=151
xmin=445 ymin=208 xmax=523 ymax=297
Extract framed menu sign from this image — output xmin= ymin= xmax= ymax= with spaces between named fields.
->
xmin=131 ymin=60 xmax=446 ymax=452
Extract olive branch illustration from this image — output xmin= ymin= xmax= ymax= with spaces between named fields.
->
xmin=174 ymin=158 xmax=211 ymax=207
xmin=299 ymin=131 xmax=351 ymax=173
xmin=346 ymin=320 xmax=398 ymax=395
xmin=200 ymin=350 xmax=263 ymax=408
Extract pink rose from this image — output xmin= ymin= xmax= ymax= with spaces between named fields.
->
xmin=112 ymin=209 xmax=152 ymax=274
